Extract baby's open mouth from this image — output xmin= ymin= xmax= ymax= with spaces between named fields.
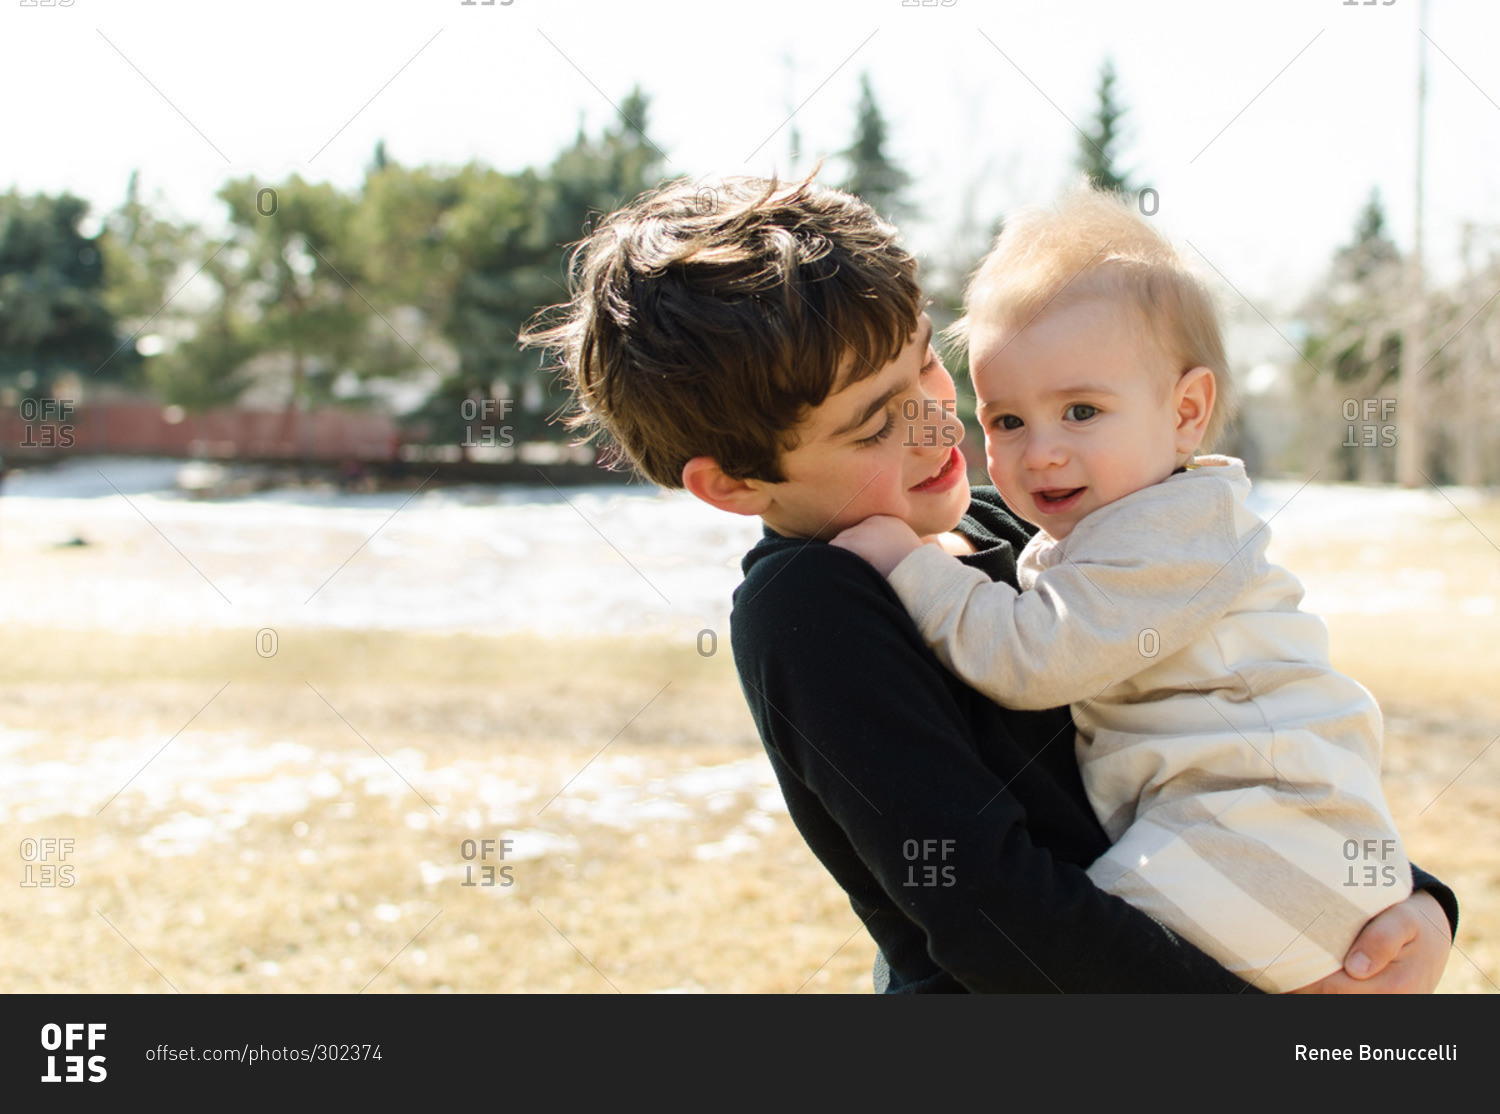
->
xmin=1033 ymin=487 xmax=1084 ymax=510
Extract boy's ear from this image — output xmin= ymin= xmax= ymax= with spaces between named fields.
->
xmin=681 ymin=456 xmax=773 ymax=517
xmin=1173 ymin=366 xmax=1216 ymax=455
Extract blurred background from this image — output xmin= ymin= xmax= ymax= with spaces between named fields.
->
xmin=1 ymin=0 xmax=1496 ymax=993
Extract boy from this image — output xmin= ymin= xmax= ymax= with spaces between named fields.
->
xmin=522 ymin=172 xmax=1456 ymax=992
xmin=831 ymin=184 xmax=1415 ymax=992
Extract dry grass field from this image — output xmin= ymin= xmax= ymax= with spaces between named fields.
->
xmin=2 ymin=629 xmax=882 ymax=994
xmin=1 ymin=487 xmax=1497 ymax=995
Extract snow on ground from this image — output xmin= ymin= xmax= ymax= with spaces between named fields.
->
xmin=1 ymin=458 xmax=1492 ymax=861
xmin=1246 ymin=477 xmax=1497 ymax=618
xmin=0 ymin=460 xmax=787 ymax=859
xmin=0 ymin=456 xmax=764 ymax=639
xmin=1 ymin=456 xmax=1492 ymax=636
xmin=0 ymin=716 xmax=784 ymax=860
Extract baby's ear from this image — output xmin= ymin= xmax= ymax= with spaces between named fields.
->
xmin=681 ymin=456 xmax=771 ymax=517
xmin=1173 ymin=367 xmax=1216 ymax=454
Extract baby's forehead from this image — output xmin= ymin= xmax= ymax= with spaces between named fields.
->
xmin=970 ymin=306 xmax=1176 ymax=397
xmin=972 ymin=296 xmax=1160 ymax=360
xmin=980 ymin=289 xmax=1147 ymax=340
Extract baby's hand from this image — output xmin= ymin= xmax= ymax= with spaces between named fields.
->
xmin=830 ymin=515 xmax=925 ymax=577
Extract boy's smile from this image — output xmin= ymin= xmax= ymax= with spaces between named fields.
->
xmin=753 ymin=313 xmax=971 ymax=541
xmin=910 ymin=445 xmax=966 ymax=493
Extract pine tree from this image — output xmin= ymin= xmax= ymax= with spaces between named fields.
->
xmin=1335 ymin=188 xmax=1400 ymax=283
xmin=1296 ymin=189 xmax=1405 ymax=482
xmin=0 ymin=190 xmax=121 ymax=392
xmin=1076 ymin=59 xmax=1133 ymax=194
xmin=435 ymin=88 xmax=666 ymax=448
xmin=99 ymin=171 xmax=197 ymax=342
xmin=839 ymin=73 xmax=913 ymax=221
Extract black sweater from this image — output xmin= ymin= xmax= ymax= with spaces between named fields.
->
xmin=729 ymin=486 xmax=1459 ymax=993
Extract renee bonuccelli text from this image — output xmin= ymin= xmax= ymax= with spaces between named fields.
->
xmin=1295 ymin=1045 xmax=1458 ymax=1062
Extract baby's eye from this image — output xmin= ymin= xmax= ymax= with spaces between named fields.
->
xmin=992 ymin=414 xmax=1023 ymax=431
xmin=1064 ymin=403 xmax=1099 ymax=422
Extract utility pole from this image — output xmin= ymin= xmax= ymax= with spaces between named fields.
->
xmin=1396 ymin=0 xmax=1428 ymax=487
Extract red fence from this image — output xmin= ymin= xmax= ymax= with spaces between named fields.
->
xmin=1 ymin=401 xmax=401 ymax=463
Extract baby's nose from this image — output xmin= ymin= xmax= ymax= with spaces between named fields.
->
xmin=1022 ymin=432 xmax=1066 ymax=469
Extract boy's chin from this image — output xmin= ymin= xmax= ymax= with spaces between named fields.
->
xmin=910 ymin=485 xmax=972 ymax=538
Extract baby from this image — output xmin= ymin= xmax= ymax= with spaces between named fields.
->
xmin=832 ymin=184 xmax=1412 ymax=992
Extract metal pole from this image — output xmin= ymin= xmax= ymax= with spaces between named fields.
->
xmin=1396 ymin=0 xmax=1428 ymax=487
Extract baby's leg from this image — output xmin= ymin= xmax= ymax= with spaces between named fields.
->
xmin=1087 ymin=782 xmax=1411 ymax=993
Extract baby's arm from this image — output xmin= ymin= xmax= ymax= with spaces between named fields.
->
xmin=836 ymin=487 xmax=1256 ymax=709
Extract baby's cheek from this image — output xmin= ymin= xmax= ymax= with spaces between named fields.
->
xmin=982 ymin=441 xmax=1009 ymax=483
xmin=984 ymin=455 xmax=1025 ymax=513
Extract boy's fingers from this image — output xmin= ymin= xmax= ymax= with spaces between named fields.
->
xmin=1344 ymin=951 xmax=1375 ymax=978
xmin=1290 ymin=970 xmax=1362 ymax=994
xmin=1292 ymin=959 xmax=1421 ymax=994
xmin=1343 ymin=904 xmax=1420 ymax=979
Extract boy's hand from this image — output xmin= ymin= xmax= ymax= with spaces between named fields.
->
xmin=1287 ymin=890 xmax=1451 ymax=993
xmin=830 ymin=515 xmax=925 ymax=578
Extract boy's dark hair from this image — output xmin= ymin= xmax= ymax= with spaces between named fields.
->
xmin=521 ymin=173 xmax=923 ymax=488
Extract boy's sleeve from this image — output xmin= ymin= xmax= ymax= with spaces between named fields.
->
xmin=732 ymin=541 xmax=1257 ymax=993
xmin=885 ymin=480 xmax=1256 ymax=711
xmin=1410 ymin=863 xmax=1460 ymax=940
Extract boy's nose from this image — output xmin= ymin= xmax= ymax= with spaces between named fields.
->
xmin=937 ymin=405 xmax=964 ymax=450
xmin=906 ymin=397 xmax=964 ymax=452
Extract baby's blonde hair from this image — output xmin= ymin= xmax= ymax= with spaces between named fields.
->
xmin=951 ymin=181 xmax=1237 ymax=450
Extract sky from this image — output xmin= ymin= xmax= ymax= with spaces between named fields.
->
xmin=3 ymin=0 xmax=1499 ymax=324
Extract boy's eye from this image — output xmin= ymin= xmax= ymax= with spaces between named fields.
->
xmin=992 ymin=414 xmax=1023 ymax=431
xmin=919 ymin=349 xmax=938 ymax=374
xmin=1065 ymin=403 xmax=1099 ymax=422
xmin=857 ymin=411 xmax=896 ymax=447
